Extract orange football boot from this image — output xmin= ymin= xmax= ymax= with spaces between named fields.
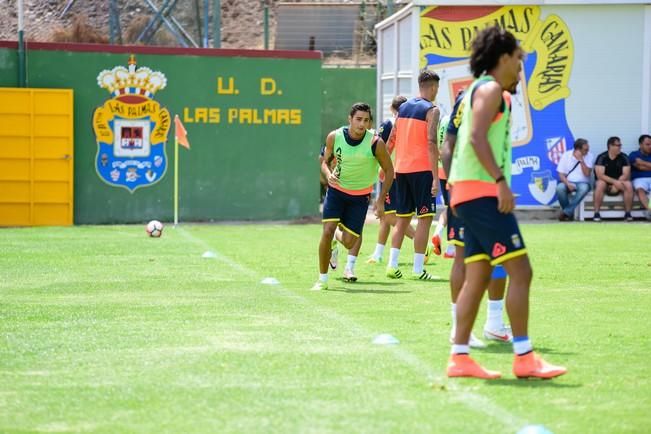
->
xmin=447 ymin=354 xmax=501 ymax=379
xmin=431 ymin=234 xmax=442 ymax=256
xmin=513 ymin=352 xmax=567 ymax=379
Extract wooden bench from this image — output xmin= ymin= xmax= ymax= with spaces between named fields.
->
xmin=577 ymin=191 xmax=647 ymax=220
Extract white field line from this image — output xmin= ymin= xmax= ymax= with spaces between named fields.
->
xmin=177 ymin=227 xmax=526 ymax=429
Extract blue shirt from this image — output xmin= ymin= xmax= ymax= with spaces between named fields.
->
xmin=447 ymin=83 xmax=508 ymax=136
xmin=629 ymin=150 xmax=651 ymax=179
xmin=446 ymin=92 xmax=465 ymax=136
xmin=378 ymin=119 xmax=393 ymax=144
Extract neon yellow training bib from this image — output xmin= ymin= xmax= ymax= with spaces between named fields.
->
xmin=448 ymin=75 xmax=512 ymax=186
xmin=333 ymin=127 xmax=378 ymax=192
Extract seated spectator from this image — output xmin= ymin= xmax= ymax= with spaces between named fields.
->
xmin=594 ymin=136 xmax=634 ymax=221
xmin=556 ymin=138 xmax=594 ymax=221
xmin=629 ymin=134 xmax=651 ymax=214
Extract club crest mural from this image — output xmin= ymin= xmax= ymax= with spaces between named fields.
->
xmin=93 ymin=55 xmax=171 ymax=192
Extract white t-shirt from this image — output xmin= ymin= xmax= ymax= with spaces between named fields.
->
xmin=556 ymin=150 xmax=595 ymax=183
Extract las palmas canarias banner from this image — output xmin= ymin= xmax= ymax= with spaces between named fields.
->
xmin=420 ymin=6 xmax=574 ymax=206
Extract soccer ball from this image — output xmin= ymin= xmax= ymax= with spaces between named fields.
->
xmin=146 ymin=220 xmax=163 ymax=238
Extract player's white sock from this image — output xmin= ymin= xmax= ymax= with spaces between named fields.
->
xmin=434 ymin=221 xmax=445 ymax=237
xmin=451 ymin=344 xmax=469 ymax=354
xmin=334 ymin=228 xmax=343 ymax=243
xmin=513 ymin=337 xmax=533 ymax=355
xmin=319 ymin=273 xmax=328 ymax=283
xmin=389 ymin=248 xmax=400 ymax=268
xmin=485 ymin=299 xmax=504 ymax=330
xmin=346 ymin=255 xmax=357 ymax=273
xmin=445 ymin=244 xmax=455 ymax=256
xmin=413 ymin=253 xmax=425 ymax=274
xmin=372 ymin=243 xmax=385 ymax=260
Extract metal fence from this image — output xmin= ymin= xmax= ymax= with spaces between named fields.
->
xmin=0 ymin=0 xmax=400 ymax=65
xmin=275 ymin=1 xmax=392 ymax=66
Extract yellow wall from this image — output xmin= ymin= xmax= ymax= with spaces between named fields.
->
xmin=0 ymin=88 xmax=73 ymax=226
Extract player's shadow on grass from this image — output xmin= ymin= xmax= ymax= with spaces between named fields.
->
xmin=484 ymin=378 xmax=581 ymax=388
xmin=334 ymin=279 xmax=404 ymax=286
xmin=480 ymin=345 xmax=577 ymax=356
xmin=337 ymin=289 xmax=413 ymax=294
xmin=328 ymin=284 xmax=412 ymax=294
xmin=397 ymin=262 xmax=445 ymax=267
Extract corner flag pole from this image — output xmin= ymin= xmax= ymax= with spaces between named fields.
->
xmin=173 ymin=115 xmax=190 ymax=227
xmin=17 ymin=0 xmax=26 ymax=87
xmin=174 ymin=133 xmax=179 ymax=226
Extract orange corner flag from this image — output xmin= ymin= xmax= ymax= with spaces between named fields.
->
xmin=174 ymin=115 xmax=190 ymax=149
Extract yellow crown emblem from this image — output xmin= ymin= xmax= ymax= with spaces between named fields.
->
xmin=97 ymin=55 xmax=167 ymax=99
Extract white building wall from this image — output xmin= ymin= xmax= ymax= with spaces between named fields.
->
xmin=376 ymin=6 xmax=418 ymax=123
xmin=642 ymin=6 xmax=651 ymax=140
xmin=557 ymin=4 xmax=645 ymax=153
xmin=375 ymin=1 xmax=651 ymax=206
xmin=377 ymin=2 xmax=651 ymax=148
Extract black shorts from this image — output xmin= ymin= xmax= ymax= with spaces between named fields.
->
xmin=446 ymin=206 xmax=464 ymax=247
xmin=322 ymin=187 xmax=370 ymax=237
xmin=454 ymin=197 xmax=527 ymax=265
xmin=605 ymin=182 xmax=622 ymax=196
xmin=383 ymin=181 xmax=397 ymax=214
xmin=395 ymin=171 xmax=436 ymax=218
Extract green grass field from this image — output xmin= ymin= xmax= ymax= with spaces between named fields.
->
xmin=1 ymin=222 xmax=649 ymax=433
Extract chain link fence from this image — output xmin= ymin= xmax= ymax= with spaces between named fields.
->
xmin=274 ymin=1 xmax=396 ymax=66
xmin=0 ymin=0 xmax=401 ymax=65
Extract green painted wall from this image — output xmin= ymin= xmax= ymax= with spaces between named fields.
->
xmin=0 ymin=49 xmax=18 ymax=87
xmin=320 ymin=67 xmax=376 ymax=143
xmin=0 ymin=46 xmax=321 ymax=224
